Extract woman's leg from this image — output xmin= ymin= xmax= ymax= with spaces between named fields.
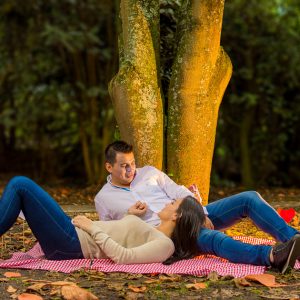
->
xmin=206 ymin=191 xmax=298 ymax=242
xmin=197 ymin=228 xmax=272 ymax=266
xmin=0 ymin=176 xmax=83 ymax=260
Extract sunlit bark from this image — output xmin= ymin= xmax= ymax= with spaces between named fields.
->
xmin=109 ymin=0 xmax=163 ymax=169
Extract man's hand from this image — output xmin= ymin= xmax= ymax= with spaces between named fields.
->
xmin=128 ymin=201 xmax=148 ymax=217
xmin=188 ymin=184 xmax=202 ymax=203
xmin=72 ymin=215 xmax=93 ymax=234
xmin=203 ymin=216 xmax=214 ymax=230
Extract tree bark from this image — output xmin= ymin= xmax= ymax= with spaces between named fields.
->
xmin=109 ymin=0 xmax=163 ymax=169
xmin=167 ymin=0 xmax=232 ymax=204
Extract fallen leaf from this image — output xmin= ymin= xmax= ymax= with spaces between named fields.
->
xmin=125 ymin=291 xmax=142 ymax=300
xmin=234 ymin=277 xmax=252 ymax=288
xmin=128 ymin=285 xmax=147 ymax=293
xmin=185 ymin=282 xmax=207 ymax=290
xmin=158 ymin=274 xmax=181 ymax=282
xmin=4 ymin=272 xmax=22 ymax=278
xmin=144 ymin=279 xmax=160 ymax=284
xmin=245 ymin=274 xmax=286 ymax=287
xmin=49 ymin=281 xmax=77 ymax=287
xmin=17 ymin=293 xmax=43 ymax=300
xmin=107 ymin=282 xmax=126 ymax=291
xmin=207 ymin=271 xmax=219 ymax=282
xmin=7 ymin=285 xmax=17 ymax=293
xmin=61 ymin=285 xmax=98 ymax=300
xmin=125 ymin=274 xmax=143 ymax=280
xmin=27 ymin=283 xmax=48 ymax=293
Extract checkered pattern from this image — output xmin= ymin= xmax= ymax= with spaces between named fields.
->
xmin=0 ymin=236 xmax=299 ymax=277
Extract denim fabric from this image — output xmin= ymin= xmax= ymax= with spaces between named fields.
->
xmin=197 ymin=191 xmax=299 ymax=266
xmin=0 ymin=176 xmax=83 ymax=260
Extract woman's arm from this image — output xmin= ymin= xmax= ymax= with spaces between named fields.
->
xmin=90 ymin=226 xmax=174 ymax=264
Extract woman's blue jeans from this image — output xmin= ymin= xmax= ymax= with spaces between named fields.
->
xmin=197 ymin=191 xmax=299 ymax=266
xmin=0 ymin=176 xmax=83 ymax=260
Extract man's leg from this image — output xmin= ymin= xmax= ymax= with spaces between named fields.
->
xmin=206 ymin=191 xmax=298 ymax=242
xmin=197 ymin=228 xmax=272 ymax=265
xmin=0 ymin=176 xmax=83 ymax=260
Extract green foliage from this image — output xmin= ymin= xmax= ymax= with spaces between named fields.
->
xmin=0 ymin=0 xmax=299 ymax=186
xmin=213 ymin=0 xmax=300 ymax=186
xmin=0 ymin=0 xmax=116 ymax=182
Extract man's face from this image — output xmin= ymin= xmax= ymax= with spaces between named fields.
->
xmin=106 ymin=152 xmax=136 ymax=187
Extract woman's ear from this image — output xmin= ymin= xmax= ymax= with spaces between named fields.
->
xmin=172 ymin=212 xmax=181 ymax=222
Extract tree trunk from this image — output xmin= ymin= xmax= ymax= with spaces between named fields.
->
xmin=167 ymin=0 xmax=232 ymax=204
xmin=109 ymin=0 xmax=163 ymax=169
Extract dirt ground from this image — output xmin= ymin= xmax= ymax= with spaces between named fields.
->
xmin=0 ymin=179 xmax=300 ymax=299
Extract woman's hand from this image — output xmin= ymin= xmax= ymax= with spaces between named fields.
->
xmin=128 ymin=201 xmax=148 ymax=217
xmin=72 ymin=215 xmax=93 ymax=234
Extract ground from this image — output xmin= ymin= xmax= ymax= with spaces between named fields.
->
xmin=0 ymin=177 xmax=300 ymax=299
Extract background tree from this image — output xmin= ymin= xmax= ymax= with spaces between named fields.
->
xmin=213 ymin=0 xmax=300 ymax=188
xmin=0 ymin=0 xmax=118 ymax=183
xmin=0 ymin=0 xmax=299 ymax=195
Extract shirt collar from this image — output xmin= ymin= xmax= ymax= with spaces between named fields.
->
xmin=106 ymin=169 xmax=138 ymax=191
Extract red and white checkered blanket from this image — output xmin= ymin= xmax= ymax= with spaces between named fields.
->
xmin=0 ymin=236 xmax=299 ymax=277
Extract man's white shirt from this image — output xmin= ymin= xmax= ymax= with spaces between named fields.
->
xmin=94 ymin=166 xmax=207 ymax=226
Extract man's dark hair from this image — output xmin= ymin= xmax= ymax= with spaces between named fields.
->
xmin=163 ymin=196 xmax=205 ymax=265
xmin=105 ymin=140 xmax=133 ymax=164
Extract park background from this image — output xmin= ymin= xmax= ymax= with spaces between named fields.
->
xmin=0 ymin=0 xmax=299 ymax=196
xmin=0 ymin=2 xmax=300 ymax=299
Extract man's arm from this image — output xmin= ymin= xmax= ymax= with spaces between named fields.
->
xmin=94 ymin=192 xmax=112 ymax=221
xmin=156 ymin=169 xmax=195 ymax=200
xmin=156 ymin=169 xmax=208 ymax=215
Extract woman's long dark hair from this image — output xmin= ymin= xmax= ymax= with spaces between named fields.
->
xmin=163 ymin=196 xmax=206 ymax=265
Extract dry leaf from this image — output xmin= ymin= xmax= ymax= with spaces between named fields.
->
xmin=234 ymin=277 xmax=252 ymax=288
xmin=158 ymin=274 xmax=181 ymax=282
xmin=61 ymin=285 xmax=98 ymax=300
xmin=125 ymin=291 xmax=142 ymax=300
xmin=185 ymin=282 xmax=207 ymax=290
xmin=128 ymin=285 xmax=147 ymax=293
xmin=207 ymin=271 xmax=219 ymax=282
xmin=4 ymin=272 xmax=22 ymax=278
xmin=144 ymin=279 xmax=160 ymax=284
xmin=49 ymin=281 xmax=77 ymax=287
xmin=27 ymin=283 xmax=49 ymax=292
xmin=245 ymin=274 xmax=286 ymax=287
xmin=17 ymin=293 xmax=43 ymax=300
xmin=7 ymin=285 xmax=17 ymax=293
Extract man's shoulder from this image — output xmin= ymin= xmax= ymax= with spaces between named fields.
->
xmin=137 ymin=165 xmax=161 ymax=175
xmin=95 ymin=182 xmax=113 ymax=201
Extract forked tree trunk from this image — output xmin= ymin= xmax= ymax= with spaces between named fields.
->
xmin=109 ymin=0 xmax=163 ymax=169
xmin=167 ymin=0 xmax=232 ymax=203
xmin=110 ymin=0 xmax=232 ymax=204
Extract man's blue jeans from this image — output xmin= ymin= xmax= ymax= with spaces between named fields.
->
xmin=198 ymin=191 xmax=299 ymax=266
xmin=0 ymin=176 xmax=83 ymax=260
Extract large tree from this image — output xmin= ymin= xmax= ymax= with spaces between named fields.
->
xmin=109 ymin=0 xmax=232 ymax=204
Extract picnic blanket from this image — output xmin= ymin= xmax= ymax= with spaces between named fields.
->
xmin=0 ymin=236 xmax=299 ymax=278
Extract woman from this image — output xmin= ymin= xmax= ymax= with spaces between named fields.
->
xmin=0 ymin=176 xmax=205 ymax=264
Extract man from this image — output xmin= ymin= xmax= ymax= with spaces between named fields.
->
xmin=95 ymin=140 xmax=300 ymax=273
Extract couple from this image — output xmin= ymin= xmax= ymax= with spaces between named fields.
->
xmin=0 ymin=141 xmax=299 ymax=273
